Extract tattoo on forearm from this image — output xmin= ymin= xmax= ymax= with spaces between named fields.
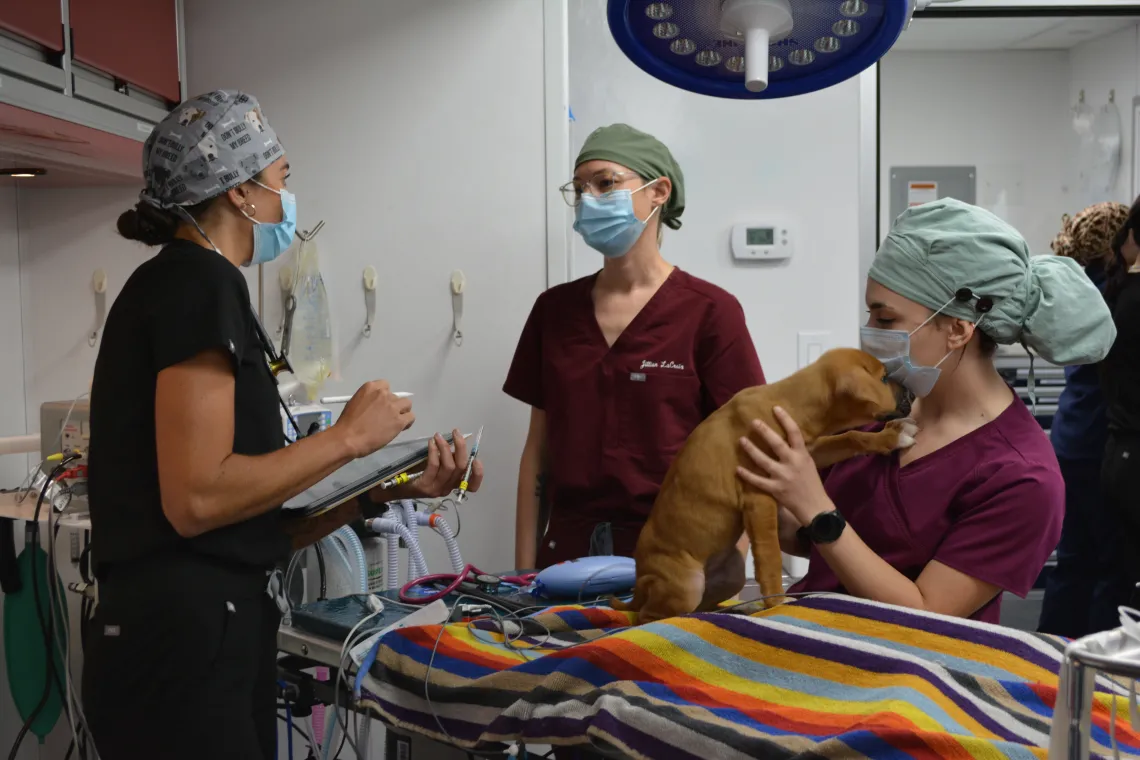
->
xmin=535 ymin=471 xmax=546 ymax=509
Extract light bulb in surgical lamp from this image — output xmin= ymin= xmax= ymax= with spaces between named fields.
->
xmin=814 ymin=36 xmax=841 ymax=54
xmin=670 ymin=38 xmax=696 ymax=55
xmin=607 ymin=0 xmax=909 ymax=99
xmin=788 ymin=48 xmax=815 ymax=66
xmin=695 ymin=50 xmax=722 ymax=67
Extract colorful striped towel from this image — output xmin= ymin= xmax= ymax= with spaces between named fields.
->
xmin=365 ymin=595 xmax=1140 ymax=759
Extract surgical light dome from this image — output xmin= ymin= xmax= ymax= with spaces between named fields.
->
xmin=608 ymin=0 xmax=953 ymax=99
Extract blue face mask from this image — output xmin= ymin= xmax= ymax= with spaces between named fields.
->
xmin=859 ymin=327 xmax=944 ymax=399
xmin=860 ymin=298 xmax=965 ymax=398
xmin=242 ymin=180 xmax=297 ymax=267
xmin=573 ymin=180 xmax=660 ymax=258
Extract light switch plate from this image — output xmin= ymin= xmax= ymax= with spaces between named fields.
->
xmin=797 ymin=331 xmax=832 ymax=369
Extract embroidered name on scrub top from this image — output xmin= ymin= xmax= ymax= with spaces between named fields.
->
xmin=504 ymin=268 xmax=766 ymax=559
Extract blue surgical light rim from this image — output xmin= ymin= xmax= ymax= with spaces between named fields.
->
xmin=607 ymin=0 xmax=911 ymax=99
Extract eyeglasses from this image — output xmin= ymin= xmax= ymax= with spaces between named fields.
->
xmin=559 ymin=170 xmax=642 ymax=207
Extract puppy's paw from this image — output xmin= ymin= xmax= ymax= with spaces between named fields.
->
xmin=884 ymin=419 xmax=921 ymax=448
xmin=886 ymin=417 xmax=918 ymax=450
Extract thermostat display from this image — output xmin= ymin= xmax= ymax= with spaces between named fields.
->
xmin=746 ymin=227 xmax=774 ymax=246
xmin=732 ymin=221 xmax=793 ymax=262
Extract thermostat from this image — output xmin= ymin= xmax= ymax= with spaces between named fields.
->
xmin=732 ymin=222 xmax=793 ymax=261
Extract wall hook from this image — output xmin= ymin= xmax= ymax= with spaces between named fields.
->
xmin=362 ymin=266 xmax=377 ymax=338
xmin=297 ymin=220 xmax=326 ymax=242
xmin=450 ymin=270 xmax=465 ymax=347
xmin=1110 ymin=89 xmax=1117 ymax=104
xmin=90 ymin=269 xmax=107 ymax=347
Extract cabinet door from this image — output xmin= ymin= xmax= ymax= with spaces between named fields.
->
xmin=0 ymin=2 xmax=64 ymax=51
xmin=69 ymin=0 xmax=180 ymax=102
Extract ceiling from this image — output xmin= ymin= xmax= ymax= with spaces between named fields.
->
xmin=891 ymin=16 xmax=1139 ymax=52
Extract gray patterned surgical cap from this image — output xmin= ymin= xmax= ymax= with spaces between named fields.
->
xmin=140 ymin=90 xmax=283 ymax=208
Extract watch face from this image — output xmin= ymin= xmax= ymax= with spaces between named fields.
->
xmin=812 ymin=511 xmax=846 ymax=544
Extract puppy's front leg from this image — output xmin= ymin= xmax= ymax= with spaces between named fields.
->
xmin=808 ymin=418 xmax=917 ymax=469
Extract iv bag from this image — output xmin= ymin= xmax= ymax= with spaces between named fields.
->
xmin=288 ymin=236 xmax=335 ymax=401
xmin=1072 ymin=96 xmax=1122 ymax=202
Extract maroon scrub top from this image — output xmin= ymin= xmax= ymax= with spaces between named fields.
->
xmin=504 ymin=268 xmax=765 ymax=567
xmin=791 ymin=397 xmax=1064 ymax=624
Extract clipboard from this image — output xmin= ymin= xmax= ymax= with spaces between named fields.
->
xmin=282 ymin=432 xmax=470 ymax=518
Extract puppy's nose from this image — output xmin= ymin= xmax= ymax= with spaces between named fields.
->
xmin=897 ymin=392 xmax=912 ymax=418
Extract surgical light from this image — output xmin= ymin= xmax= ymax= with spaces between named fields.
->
xmin=607 ymin=0 xmax=958 ymax=99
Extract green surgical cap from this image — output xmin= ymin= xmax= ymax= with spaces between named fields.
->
xmin=575 ymin=123 xmax=686 ymax=230
xmin=869 ymin=198 xmax=1116 ymax=365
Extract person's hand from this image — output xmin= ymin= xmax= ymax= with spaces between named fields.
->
xmin=735 ymin=406 xmax=833 ymax=526
xmin=334 ymin=380 xmax=414 ymax=458
xmin=395 ymin=429 xmax=484 ymax=501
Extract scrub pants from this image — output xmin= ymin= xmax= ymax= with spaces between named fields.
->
xmin=1039 ymin=456 xmax=1119 ymax=637
xmin=82 ymin=551 xmax=280 ymax=760
xmin=1103 ymin=432 xmax=1140 ymax=613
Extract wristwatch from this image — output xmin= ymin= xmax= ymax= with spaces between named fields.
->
xmin=796 ymin=510 xmax=847 ymax=546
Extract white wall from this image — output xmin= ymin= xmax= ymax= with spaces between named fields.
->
xmin=568 ymin=0 xmax=865 ymax=384
xmin=880 ymin=50 xmax=1073 ymax=255
xmin=0 ymin=186 xmax=25 ymax=488
xmin=184 ymin=0 xmax=548 ymax=576
xmin=18 ymin=188 xmax=142 ymax=426
xmin=1068 ymin=24 xmax=1140 ymax=207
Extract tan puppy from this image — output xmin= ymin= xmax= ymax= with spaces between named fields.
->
xmin=612 ymin=348 xmax=915 ymax=624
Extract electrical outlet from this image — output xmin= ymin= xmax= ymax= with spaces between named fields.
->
xmin=797 ymin=331 xmax=832 ymax=369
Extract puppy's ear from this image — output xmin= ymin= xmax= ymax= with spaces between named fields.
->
xmin=834 ymin=363 xmax=886 ymax=408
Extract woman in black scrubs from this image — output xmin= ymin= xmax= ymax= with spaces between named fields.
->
xmin=1101 ymin=196 xmax=1140 ymax=613
xmin=81 ymin=90 xmax=482 ymax=759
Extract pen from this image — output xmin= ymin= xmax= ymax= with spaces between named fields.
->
xmin=320 ymin=392 xmax=412 ymax=404
xmin=455 ymin=425 xmax=483 ymax=503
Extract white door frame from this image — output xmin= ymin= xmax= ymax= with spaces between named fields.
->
xmin=543 ymin=0 xmax=572 ymax=289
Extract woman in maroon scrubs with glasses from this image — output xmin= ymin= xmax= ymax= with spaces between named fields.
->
xmin=504 ymin=124 xmax=766 ymax=569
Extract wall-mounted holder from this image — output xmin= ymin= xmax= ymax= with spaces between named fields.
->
xmin=90 ymin=269 xmax=107 ymax=347
xmin=297 ymin=220 xmax=325 ymax=242
xmin=450 ymin=270 xmax=465 ymax=347
xmin=362 ymin=266 xmax=377 ymax=338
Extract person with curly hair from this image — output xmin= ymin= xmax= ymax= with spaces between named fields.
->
xmin=1038 ymin=201 xmax=1128 ymax=637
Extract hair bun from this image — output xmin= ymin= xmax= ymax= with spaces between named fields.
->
xmin=116 ymin=202 xmax=180 ymax=246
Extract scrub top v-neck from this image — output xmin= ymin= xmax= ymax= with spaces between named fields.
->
xmin=505 ymin=267 xmax=765 ymax=565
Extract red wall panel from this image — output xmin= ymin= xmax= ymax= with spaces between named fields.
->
xmin=0 ymin=2 xmax=65 ymax=51
xmin=70 ymin=0 xmax=180 ymax=102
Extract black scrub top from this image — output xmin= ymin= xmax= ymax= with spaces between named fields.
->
xmin=1103 ymin=272 xmax=1140 ymax=436
xmin=87 ymin=240 xmax=290 ymax=578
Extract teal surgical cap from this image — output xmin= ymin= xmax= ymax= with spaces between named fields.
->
xmin=869 ymin=198 xmax=1116 ymax=365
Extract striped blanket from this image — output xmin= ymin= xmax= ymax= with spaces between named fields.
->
xmin=365 ymin=595 xmax=1140 ymax=759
